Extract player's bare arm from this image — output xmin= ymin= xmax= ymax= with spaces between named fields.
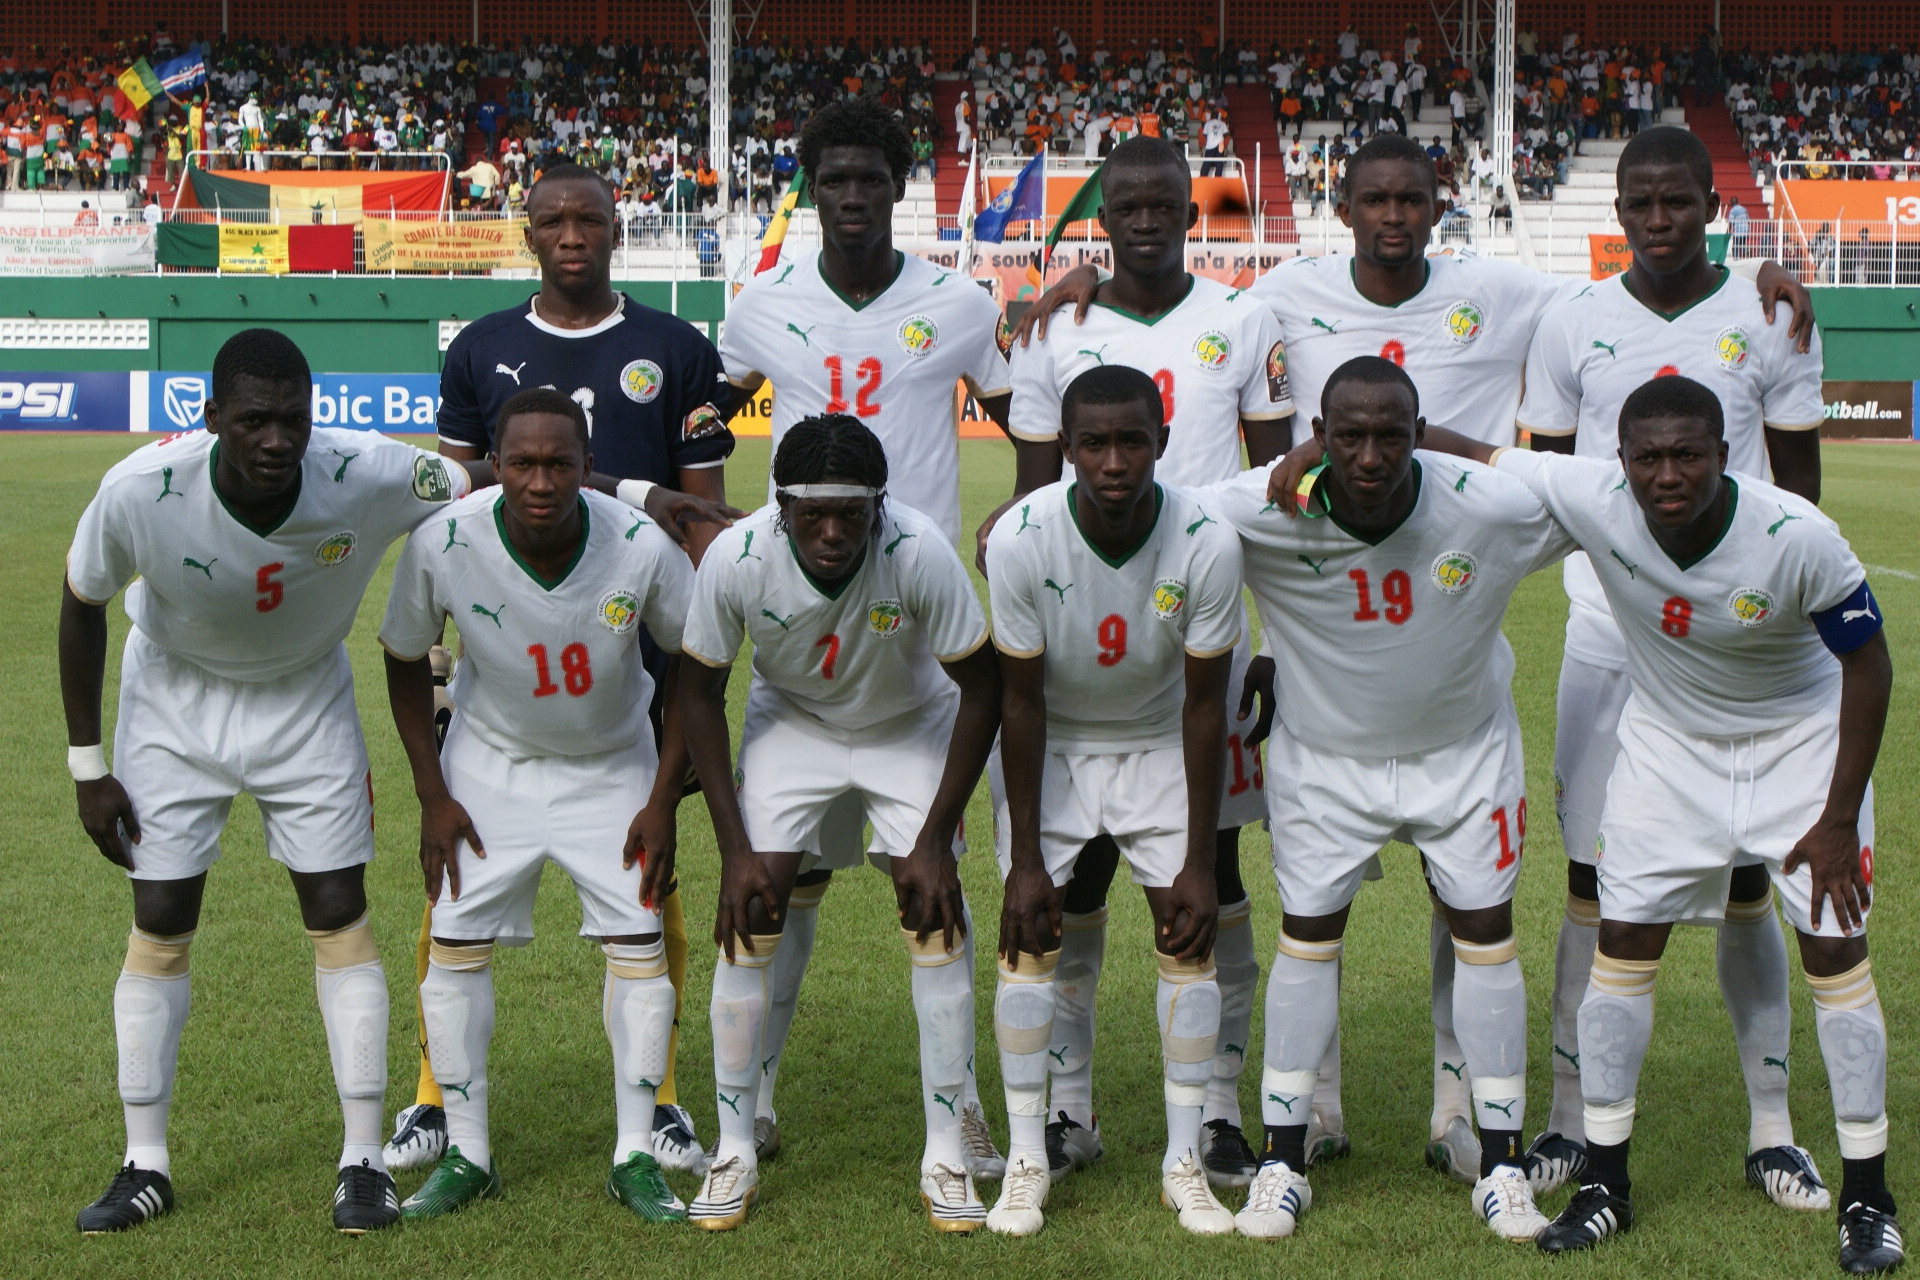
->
xmin=1785 ymin=630 xmax=1891 ymax=935
xmin=58 ymin=583 xmax=139 ymax=868
xmin=1012 ymin=264 xmax=1101 ymax=346
xmin=898 ymin=644 xmax=1000 ymax=949
xmin=680 ymin=658 xmax=779 ymax=961
xmin=626 ymin=655 xmax=688 ymax=911
xmin=1762 ymin=425 xmax=1821 ymax=505
xmin=1157 ymin=650 xmax=1229 ymax=960
xmin=1751 ymin=260 xmax=1816 ymax=354
xmin=383 ymin=649 xmax=483 ymax=904
xmin=996 ymin=651 xmax=1060 ymax=967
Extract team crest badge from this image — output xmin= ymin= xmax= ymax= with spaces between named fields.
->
xmin=897 ymin=314 xmax=939 ymax=357
xmin=1728 ymin=587 xmax=1774 ymax=626
xmin=1431 ymin=550 xmax=1476 ymax=594
xmin=412 ymin=454 xmax=453 ymax=502
xmin=1192 ymin=331 xmax=1231 ymax=370
xmin=1713 ymin=326 xmax=1751 ymax=369
xmin=1265 ymin=340 xmax=1291 ymax=403
xmin=1444 ymin=300 xmax=1483 ymax=344
xmin=1151 ymin=578 xmax=1188 ymax=619
xmin=599 ymin=589 xmax=641 ymax=634
xmin=867 ymin=599 xmax=906 ymax=637
xmin=313 ymin=531 xmax=357 ymax=567
xmin=620 ymin=359 xmax=665 ymax=403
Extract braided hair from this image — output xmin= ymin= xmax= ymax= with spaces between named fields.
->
xmin=771 ymin=412 xmax=889 ymax=536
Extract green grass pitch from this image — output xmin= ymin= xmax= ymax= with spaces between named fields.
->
xmin=1 ymin=433 xmax=1915 ymax=1279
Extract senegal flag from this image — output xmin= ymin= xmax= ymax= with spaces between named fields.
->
xmin=116 ymin=58 xmax=164 ymax=110
xmin=1029 ymin=163 xmax=1105 ymax=288
xmin=754 ymin=169 xmax=811 ymax=274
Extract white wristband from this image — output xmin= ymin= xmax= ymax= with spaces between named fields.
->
xmin=615 ymin=478 xmax=658 ymax=509
xmin=68 ymin=743 xmax=109 ymax=782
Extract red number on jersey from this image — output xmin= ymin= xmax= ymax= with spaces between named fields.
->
xmin=1096 ymin=614 xmax=1128 ymax=667
xmin=1379 ymin=339 xmax=1406 ymax=367
xmin=814 ymin=632 xmax=841 ymax=679
xmin=1151 ymin=369 xmax=1175 ymax=422
xmin=255 ymin=562 xmax=285 ymax=613
xmin=1660 ymin=596 xmax=1693 ymax=638
xmin=1491 ymin=799 xmax=1527 ymax=870
xmin=1349 ymin=568 xmax=1413 ymax=624
xmin=560 ymin=642 xmax=593 ymax=695
xmin=823 ymin=355 xmax=882 ymax=418
xmin=1227 ymin=733 xmax=1266 ymax=796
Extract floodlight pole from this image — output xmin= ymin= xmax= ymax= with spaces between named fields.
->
xmin=1491 ymin=0 xmax=1514 ymax=193
xmin=710 ymin=0 xmax=731 ymax=185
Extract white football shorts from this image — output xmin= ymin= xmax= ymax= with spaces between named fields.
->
xmin=113 ymin=628 xmax=373 ymax=881
xmin=431 ymin=716 xmax=662 ymax=943
xmin=1596 ymin=695 xmax=1873 ymax=938
xmin=1264 ymin=696 xmax=1529 ymax=919
xmin=993 ymin=746 xmax=1191 ymax=889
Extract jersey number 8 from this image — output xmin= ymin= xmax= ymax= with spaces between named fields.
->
xmin=529 ymin=642 xmax=593 ymax=697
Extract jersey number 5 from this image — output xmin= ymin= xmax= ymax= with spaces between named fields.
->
xmin=825 ymin=355 xmax=881 ymax=417
xmin=255 ymin=562 xmax=284 ymax=612
xmin=529 ymin=642 xmax=593 ymax=697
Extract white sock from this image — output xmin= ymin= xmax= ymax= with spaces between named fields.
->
xmin=756 ymin=882 xmax=823 ymax=1122
xmin=315 ymin=945 xmax=389 ymax=1171
xmin=1308 ymin=958 xmax=1343 ymax=1129
xmin=1550 ymin=894 xmax=1601 ymax=1139
xmin=710 ymin=938 xmax=776 ymax=1167
xmin=1263 ymin=935 xmax=1342 ymax=1128
xmin=1158 ymin=954 xmax=1221 ymax=1170
xmin=1049 ymin=907 xmax=1106 ymax=1126
xmin=1452 ymin=937 xmax=1527 ymax=1163
xmin=1205 ymin=900 xmax=1257 ymax=1128
xmin=1429 ymin=906 xmax=1471 ymax=1135
xmin=1578 ymin=953 xmax=1659 ymax=1147
xmin=995 ymin=951 xmax=1058 ymax=1163
xmin=116 ymin=951 xmax=191 ymax=1178
xmin=1808 ymin=960 xmax=1890 ymax=1161
xmin=421 ymin=957 xmax=495 ymax=1168
xmin=1717 ymin=895 xmax=1794 ymax=1151
xmin=906 ymin=929 xmax=972 ymax=1171
xmin=958 ymin=897 xmax=985 ymax=1113
xmin=603 ymin=941 xmax=673 ymax=1163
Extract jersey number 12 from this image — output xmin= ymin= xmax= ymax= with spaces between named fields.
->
xmin=824 ymin=355 xmax=881 ymax=417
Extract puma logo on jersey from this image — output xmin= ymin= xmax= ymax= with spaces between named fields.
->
xmin=1186 ymin=512 xmax=1216 ymax=535
xmin=1043 ymin=578 xmax=1072 ymax=602
xmin=1609 ymin=549 xmax=1638 ymax=578
xmin=1552 ymin=1044 xmax=1580 ymax=1069
xmin=494 ymin=361 xmax=527 ymax=384
xmin=1763 ymin=1055 xmax=1790 ymax=1073
xmin=182 ymin=555 xmax=217 ymax=578
xmin=1297 ymin=554 xmax=1326 ymax=575
xmin=1611 ymin=477 xmax=1628 ymax=492
xmin=760 ymin=609 xmax=794 ymax=630
xmin=1309 ymin=317 xmax=1341 ymax=334
xmin=1842 ymin=604 xmax=1878 ymax=625
xmin=785 ymin=322 xmax=816 ymax=346
xmin=1440 ymin=1061 xmax=1465 ymax=1080
xmin=771 ymin=263 xmax=797 ymax=285
xmin=1226 ymin=287 xmax=1247 ymax=301
xmin=442 ymin=518 xmax=467 ymax=552
xmin=1480 ymin=1099 xmax=1515 ymax=1118
xmin=1571 ymin=285 xmax=1595 ymax=300
xmin=624 ymin=515 xmax=645 ymax=540
xmin=736 ymin=531 xmax=762 ymax=561
xmin=884 ymin=529 xmax=916 ymax=555
xmin=1591 ymin=339 xmax=1619 ymax=358
xmin=1076 ymin=344 xmax=1109 ymax=364
xmin=1015 ymin=505 xmax=1039 ymax=535
xmin=932 ymin=271 xmax=954 ymax=286
xmin=1453 ymin=471 xmax=1470 ymax=492
xmin=156 ymin=466 xmax=181 ymax=500
xmin=329 ymin=449 xmax=359 ymax=482
xmin=470 ymin=602 xmax=505 ymax=627
xmin=1266 ymin=1093 xmax=1296 ymax=1113
xmin=1767 ymin=510 xmax=1801 ymax=536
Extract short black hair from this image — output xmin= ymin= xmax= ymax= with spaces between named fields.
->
xmin=1617 ymin=125 xmax=1714 ymax=198
xmin=1104 ymin=134 xmax=1190 ymax=195
xmin=1342 ymin=132 xmax=1437 ymax=199
xmin=773 ymin=412 xmax=889 ymax=500
xmin=1321 ymin=354 xmax=1421 ymax=419
xmin=1617 ymin=374 xmax=1725 ymax=444
xmin=494 ymin=386 xmax=589 ymax=454
xmin=211 ymin=327 xmax=311 ymax=404
xmin=526 ymin=162 xmax=615 ymax=212
xmin=798 ymin=98 xmax=913 ymax=185
xmin=1061 ymin=364 xmax=1163 ymax=436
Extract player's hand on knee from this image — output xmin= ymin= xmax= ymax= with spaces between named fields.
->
xmin=1784 ymin=816 xmax=1870 ymax=933
xmin=625 ymin=803 xmax=678 ymax=912
xmin=1161 ymin=864 xmax=1220 ymax=961
xmin=639 ymin=486 xmax=748 ymax=550
xmin=1263 ymin=436 xmax=1327 ymax=518
xmin=714 ymin=855 xmax=780 ymax=962
xmin=75 ymin=776 xmax=140 ymax=870
xmin=419 ymin=793 xmax=483 ymax=904
xmin=897 ymin=837 xmax=966 ymax=951
xmin=998 ymin=860 xmax=1061 ymax=970
xmin=1011 ymin=264 xmax=1099 ymax=347
xmin=1238 ymin=654 xmax=1277 ymax=748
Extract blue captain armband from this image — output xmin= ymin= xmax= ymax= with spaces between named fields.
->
xmin=1810 ymin=581 xmax=1883 ymax=655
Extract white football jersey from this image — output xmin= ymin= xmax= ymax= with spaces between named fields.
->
xmin=985 ymin=480 xmax=1244 ymax=753
xmin=67 ymin=426 xmax=468 ymax=682
xmin=682 ymin=501 xmax=987 ymax=731
xmin=380 ymin=488 xmax=692 ymax=760
xmin=1007 ymin=275 xmax=1293 ymax=486
xmin=1518 ymin=270 xmax=1825 ymax=669
xmin=1497 ymin=451 xmax=1862 ymax=737
xmin=1251 ymin=252 xmax=1564 ymax=447
xmin=721 ymin=251 xmax=1011 ymax=544
xmin=1205 ymin=454 xmax=1574 ymax=757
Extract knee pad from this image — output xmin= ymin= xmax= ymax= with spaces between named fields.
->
xmin=711 ymin=941 xmax=775 ymax=1080
xmin=603 ymin=940 xmax=668 ymax=981
xmin=995 ymin=952 xmax=1058 ymax=1089
xmin=326 ymin=965 xmax=389 ymax=1098
xmin=1157 ymin=954 xmax=1221 ymax=1091
xmin=114 ymin=978 xmax=176 ymax=1104
xmin=124 ymin=927 xmax=193 ymax=978
xmin=616 ymin=976 xmax=677 ymax=1089
xmin=309 ymin=913 xmax=379 ymax=970
xmin=918 ymin=991 xmax=976 ymax=1087
xmin=421 ymin=980 xmax=476 ymax=1086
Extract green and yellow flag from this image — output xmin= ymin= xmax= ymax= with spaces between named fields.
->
xmin=1031 ymin=163 xmax=1104 ymax=287
xmin=218 ymin=224 xmax=290 ymax=274
xmin=116 ymin=58 xmax=164 ymax=110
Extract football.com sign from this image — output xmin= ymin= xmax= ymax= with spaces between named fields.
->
xmin=0 ymin=371 xmax=442 ymax=432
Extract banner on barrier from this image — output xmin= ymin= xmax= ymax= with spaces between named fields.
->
xmin=0 ymin=225 xmax=155 ymax=275
xmin=0 ymin=371 xmax=443 ymax=432
xmin=363 ymin=218 xmax=538 ymax=273
xmin=1820 ymin=381 xmax=1915 ymax=440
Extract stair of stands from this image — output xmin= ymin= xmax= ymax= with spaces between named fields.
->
xmin=1687 ymin=105 xmax=1767 ymax=218
xmin=932 ymin=79 xmax=971 ymax=215
xmin=1222 ymin=83 xmax=1295 ymax=242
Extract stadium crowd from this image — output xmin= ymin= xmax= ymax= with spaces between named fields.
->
xmin=1723 ymin=46 xmax=1919 ymax=180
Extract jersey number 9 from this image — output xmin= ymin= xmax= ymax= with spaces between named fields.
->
xmin=1350 ymin=568 xmax=1413 ymax=625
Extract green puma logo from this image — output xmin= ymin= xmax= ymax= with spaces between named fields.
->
xmin=934 ymin=1092 xmax=958 ymax=1115
xmin=443 ymin=1080 xmax=472 ymax=1100
xmin=1591 ymin=339 xmax=1619 ymax=358
xmin=1609 ymin=549 xmax=1638 ymax=578
xmin=1076 ymin=344 xmax=1109 ymax=364
xmin=470 ymin=602 xmax=505 ymax=627
xmin=1043 ymin=578 xmax=1072 ymax=603
xmin=1226 ymin=287 xmax=1247 ymax=301
xmin=1572 ymin=285 xmax=1595 ymax=300
xmin=1611 ymin=477 xmax=1629 ymax=493
xmin=1454 ymin=471 xmax=1470 ymax=492
xmin=717 ymin=1091 xmax=742 ymax=1114
xmin=1015 ymin=505 xmax=1039 ymax=534
xmin=1260 ymin=499 xmax=1280 ymax=514
xmin=1267 ymin=1093 xmax=1296 ymax=1113
xmin=736 ymin=531 xmax=762 ymax=561
xmin=1223 ymin=1042 xmax=1245 ymax=1057
xmin=1297 ymin=554 xmax=1326 ymax=575
xmin=1440 ymin=1061 xmax=1465 ymax=1080
xmin=1552 ymin=1044 xmax=1580 ymax=1069
xmin=1763 ymin=1055 xmax=1789 ymax=1073
xmin=772 ymin=262 xmax=797 ymax=285
xmin=182 ymin=556 xmax=216 ymax=578
xmin=760 ymin=608 xmax=794 ymax=630
xmin=1310 ymin=317 xmax=1340 ymax=334
xmin=1767 ymin=511 xmax=1801 ymax=536
xmin=1481 ymin=1099 xmax=1515 ymax=1117
xmin=884 ymin=529 xmax=916 ymax=555
xmin=1185 ymin=512 xmax=1216 ymax=535
xmin=967 ymin=1054 xmax=975 ymax=1076
xmin=637 ymin=1077 xmax=659 ymax=1089
xmin=1047 ymin=1046 xmax=1068 ymax=1065
xmin=442 ymin=518 xmax=467 ymax=552
xmin=932 ymin=271 xmax=954 ymax=286
xmin=785 ymin=322 xmax=816 ymax=345
xmin=156 ymin=466 xmax=181 ymax=500
xmin=625 ymin=515 xmax=646 ymax=541
xmin=329 ymin=449 xmax=359 ymax=482
xmin=762 ymin=1056 xmax=777 ymax=1075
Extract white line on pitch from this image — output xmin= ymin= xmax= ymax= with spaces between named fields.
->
xmin=1866 ymin=564 xmax=1918 ymax=581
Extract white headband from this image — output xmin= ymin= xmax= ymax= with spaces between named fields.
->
xmin=777 ymin=484 xmax=882 ymax=500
